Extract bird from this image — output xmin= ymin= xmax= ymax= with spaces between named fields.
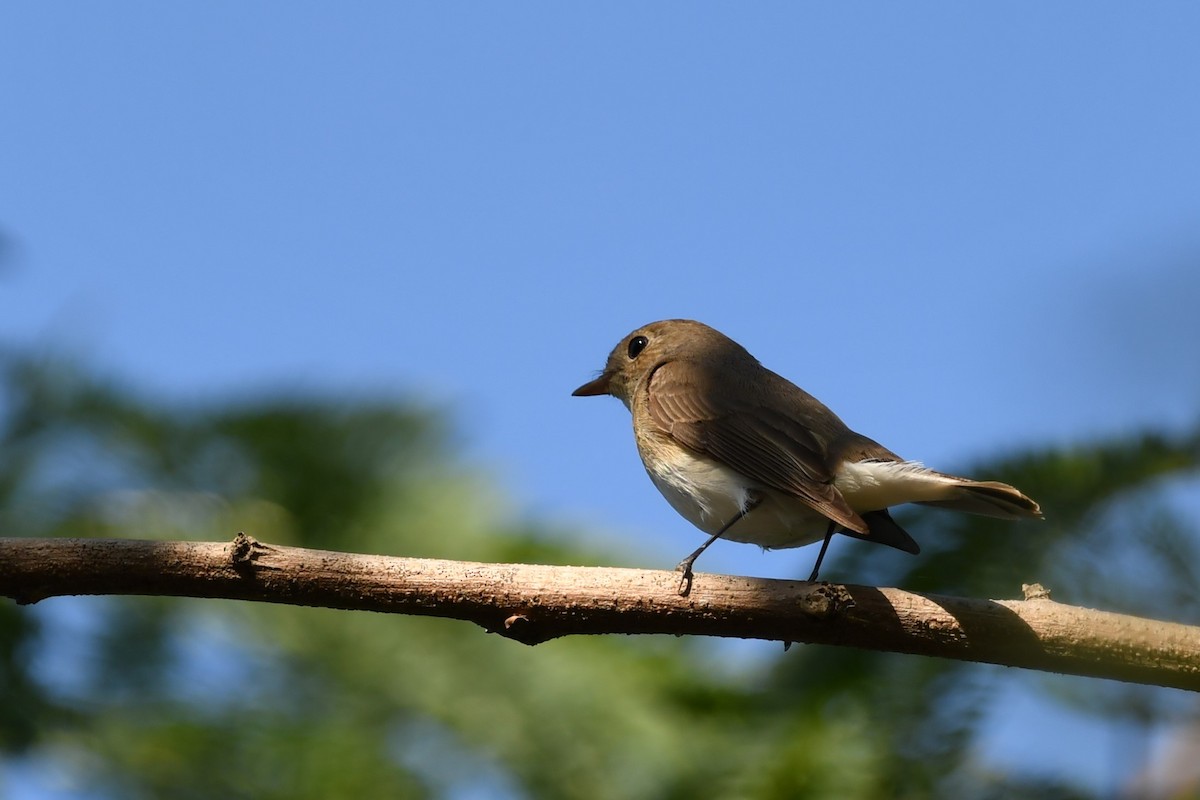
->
xmin=572 ymin=319 xmax=1042 ymax=595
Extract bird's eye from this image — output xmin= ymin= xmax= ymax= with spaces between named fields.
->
xmin=627 ymin=335 xmax=649 ymax=359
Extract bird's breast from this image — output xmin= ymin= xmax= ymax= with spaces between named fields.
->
xmin=633 ymin=429 xmax=828 ymax=549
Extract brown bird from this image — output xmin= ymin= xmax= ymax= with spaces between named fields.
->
xmin=573 ymin=319 xmax=1042 ymax=595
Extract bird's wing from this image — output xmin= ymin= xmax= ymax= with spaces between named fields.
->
xmin=646 ymin=362 xmax=868 ymax=534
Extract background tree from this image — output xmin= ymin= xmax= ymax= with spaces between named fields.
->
xmin=1 ymin=350 xmax=1197 ymax=799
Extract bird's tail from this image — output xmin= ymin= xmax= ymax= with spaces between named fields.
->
xmin=916 ymin=475 xmax=1042 ymax=520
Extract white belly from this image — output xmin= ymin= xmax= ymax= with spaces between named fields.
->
xmin=638 ymin=442 xmax=829 ymax=550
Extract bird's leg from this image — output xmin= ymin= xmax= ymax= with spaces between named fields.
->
xmin=674 ymin=532 xmax=725 ymax=597
xmin=807 ymin=521 xmax=838 ymax=583
xmin=675 ymin=492 xmax=763 ymax=597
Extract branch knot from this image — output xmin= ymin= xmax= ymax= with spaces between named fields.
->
xmin=230 ymin=532 xmax=272 ymax=574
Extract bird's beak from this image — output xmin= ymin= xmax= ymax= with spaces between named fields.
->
xmin=572 ymin=372 xmax=613 ymax=397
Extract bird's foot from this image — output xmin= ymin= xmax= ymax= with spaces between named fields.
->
xmin=674 ymin=559 xmax=696 ymax=597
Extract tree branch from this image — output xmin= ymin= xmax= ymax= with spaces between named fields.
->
xmin=2 ymin=534 xmax=1198 ymax=691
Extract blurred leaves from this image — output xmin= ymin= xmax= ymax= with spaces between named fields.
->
xmin=1 ymin=350 xmax=1198 ymax=799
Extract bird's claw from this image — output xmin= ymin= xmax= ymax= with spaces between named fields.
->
xmin=675 ymin=562 xmax=695 ymax=597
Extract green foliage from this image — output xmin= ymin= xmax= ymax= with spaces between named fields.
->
xmin=1 ymin=351 xmax=1197 ymax=799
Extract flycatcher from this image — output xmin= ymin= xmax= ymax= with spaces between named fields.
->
xmin=573 ymin=319 xmax=1042 ymax=595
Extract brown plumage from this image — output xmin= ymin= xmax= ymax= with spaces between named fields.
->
xmin=573 ymin=319 xmax=1041 ymax=593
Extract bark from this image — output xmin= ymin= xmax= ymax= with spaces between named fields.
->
xmin=2 ymin=534 xmax=1198 ymax=691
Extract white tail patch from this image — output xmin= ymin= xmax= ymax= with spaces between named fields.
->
xmin=834 ymin=459 xmax=959 ymax=512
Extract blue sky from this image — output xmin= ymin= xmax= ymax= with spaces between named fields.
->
xmin=3 ymin=3 xmax=1200 ymax=795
